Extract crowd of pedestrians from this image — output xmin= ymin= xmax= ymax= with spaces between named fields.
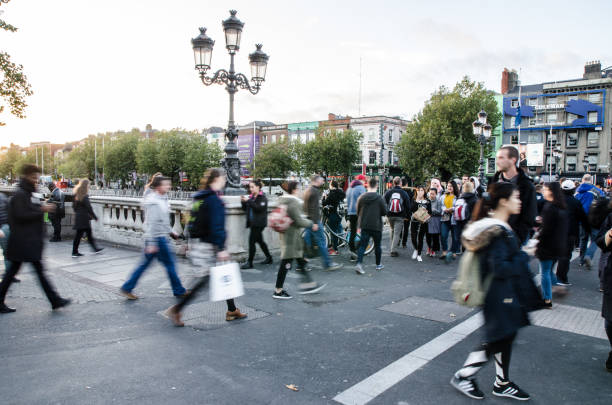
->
xmin=1 ymin=150 xmax=612 ymax=399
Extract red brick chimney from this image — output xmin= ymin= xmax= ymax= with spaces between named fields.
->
xmin=328 ymin=113 xmax=336 ymax=121
xmin=501 ymin=68 xmax=510 ymax=94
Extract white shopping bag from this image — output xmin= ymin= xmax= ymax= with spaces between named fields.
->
xmin=209 ymin=262 xmax=245 ymax=302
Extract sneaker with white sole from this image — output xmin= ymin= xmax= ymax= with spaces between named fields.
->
xmin=298 ymin=282 xmax=327 ymax=295
xmin=376 ymin=264 xmax=384 ymax=271
xmin=412 ymin=250 xmax=418 ymax=260
xmin=492 ymin=381 xmax=530 ymax=401
xmin=450 ymin=374 xmax=484 ymax=400
xmin=355 ymin=263 xmax=365 ymax=275
xmin=272 ymin=290 xmax=292 ymax=299
xmin=417 ymin=255 xmax=423 ymax=262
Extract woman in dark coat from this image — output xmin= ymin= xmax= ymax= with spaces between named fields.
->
xmin=240 ymin=179 xmax=272 ymax=269
xmin=71 ymin=179 xmax=103 ymax=257
xmin=595 ymin=214 xmax=612 ymax=372
xmin=451 ymin=182 xmax=543 ymax=401
xmin=536 ymin=182 xmax=568 ymax=308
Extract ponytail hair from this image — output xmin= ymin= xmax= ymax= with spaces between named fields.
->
xmin=471 ymin=182 xmax=517 ymax=221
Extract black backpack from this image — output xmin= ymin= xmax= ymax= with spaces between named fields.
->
xmin=187 ymin=195 xmax=211 ymax=239
xmin=588 ymin=191 xmax=611 ymax=229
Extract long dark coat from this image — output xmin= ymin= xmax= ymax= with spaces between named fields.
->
xmin=73 ymin=195 xmax=97 ymax=230
xmin=241 ymin=192 xmax=268 ymax=229
xmin=595 ymin=214 xmax=612 ymax=322
xmin=7 ymin=180 xmax=46 ymax=262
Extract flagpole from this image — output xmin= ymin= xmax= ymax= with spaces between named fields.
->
xmin=549 ymin=125 xmax=553 ymax=178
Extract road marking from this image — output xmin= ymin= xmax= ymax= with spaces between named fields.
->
xmin=333 ymin=312 xmax=484 ymax=405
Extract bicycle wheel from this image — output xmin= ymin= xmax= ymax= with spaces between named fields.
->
xmin=352 ymin=232 xmax=375 ymax=256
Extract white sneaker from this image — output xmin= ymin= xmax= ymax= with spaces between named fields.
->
xmin=417 ymin=255 xmax=423 ymax=262
xmin=412 ymin=250 xmax=418 ymax=260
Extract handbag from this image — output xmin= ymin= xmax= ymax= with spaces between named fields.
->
xmin=209 ymin=261 xmax=245 ymax=302
xmin=412 ymin=206 xmax=431 ymax=223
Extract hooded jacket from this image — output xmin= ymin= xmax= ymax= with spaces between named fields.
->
xmin=346 ymin=180 xmax=366 ymax=216
xmin=575 ymin=183 xmax=604 ymax=214
xmin=189 ymin=189 xmax=226 ymax=250
xmin=383 ymin=186 xmax=412 ymax=218
xmin=470 ymin=176 xmax=485 ymax=197
xmin=322 ymin=188 xmax=346 ymax=216
xmin=142 ymin=191 xmax=172 ymax=241
xmin=563 ymin=190 xmax=590 ymax=238
xmin=492 ymin=168 xmax=537 ymax=243
xmin=356 ymin=191 xmax=387 ymax=232
xmin=462 ymin=218 xmax=543 ymax=342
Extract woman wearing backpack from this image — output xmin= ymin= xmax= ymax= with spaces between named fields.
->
xmin=167 ymin=168 xmax=247 ymax=326
xmin=439 ymin=180 xmax=459 ymax=262
xmin=240 ymin=179 xmax=273 ymax=270
xmin=272 ymin=181 xmax=326 ymax=300
xmin=450 ymin=182 xmax=543 ymax=401
xmin=410 ymin=186 xmax=430 ymax=262
xmin=536 ymin=182 xmax=568 ymax=309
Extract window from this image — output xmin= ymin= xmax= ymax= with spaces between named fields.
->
xmin=588 ymin=93 xmax=601 ymax=103
xmin=545 ymin=156 xmax=556 ymax=173
xmin=547 ymin=97 xmax=557 ymax=105
xmin=566 ymin=155 xmax=577 ymax=172
xmin=368 ymin=128 xmax=375 ymax=142
xmin=547 ymin=113 xmax=557 ymax=123
xmin=279 ymin=134 xmax=285 ymax=142
xmin=566 ymin=132 xmax=578 ymax=147
xmin=511 ymin=134 xmax=519 ymax=144
xmin=568 ymin=94 xmax=579 ymax=101
xmin=487 ymin=158 xmax=496 ymax=173
xmin=587 ymin=132 xmax=599 ymax=147
xmin=262 ymin=136 xmax=267 ymax=145
xmin=388 ymin=151 xmax=393 ymax=164
xmin=511 ymin=99 xmax=518 ymax=108
xmin=528 ymin=98 xmax=537 ymax=106
xmin=368 ymin=150 xmax=376 ymax=165
xmin=567 ymin=113 xmax=578 ymax=124
xmin=510 ymin=117 xmax=516 ymax=127
xmin=528 ymin=133 xmax=542 ymax=144
xmin=388 ymin=129 xmax=393 ymax=142
xmin=547 ymin=133 xmax=557 ymax=146
xmin=588 ymin=154 xmax=598 ymax=171
xmin=588 ymin=112 xmax=599 ymax=123
xmin=537 ymin=113 xmax=544 ymax=124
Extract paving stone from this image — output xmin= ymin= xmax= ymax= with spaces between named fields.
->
xmin=378 ymin=296 xmax=473 ymax=323
xmin=158 ymin=301 xmax=270 ymax=330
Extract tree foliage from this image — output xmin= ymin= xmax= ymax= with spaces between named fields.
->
xmin=136 ymin=138 xmax=161 ymax=176
xmin=395 ymin=76 xmax=500 ymax=182
xmin=0 ymin=143 xmax=22 ymax=180
xmin=182 ymin=135 xmax=223 ymax=188
xmin=56 ymin=137 xmax=96 ymax=179
xmin=252 ymin=142 xmax=294 ymax=191
xmin=303 ymin=129 xmax=362 ymax=178
xmin=1 ymin=0 xmax=33 ymax=126
xmin=104 ymin=131 xmax=139 ymax=184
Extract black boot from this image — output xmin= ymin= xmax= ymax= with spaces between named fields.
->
xmin=240 ymin=262 xmax=254 ymax=270
xmin=0 ymin=303 xmax=16 ymax=313
xmin=259 ymin=256 xmax=273 ymax=265
xmin=606 ymin=351 xmax=612 ymax=372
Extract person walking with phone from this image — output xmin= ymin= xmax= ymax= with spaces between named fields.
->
xmin=120 ymin=176 xmax=187 ymax=299
xmin=167 ymin=168 xmax=247 ymax=326
xmin=0 ymin=165 xmax=71 ymax=313
xmin=240 ymin=179 xmax=272 ymax=269
xmin=71 ymin=179 xmax=103 ymax=258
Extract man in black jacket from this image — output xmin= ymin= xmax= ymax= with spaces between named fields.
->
xmin=0 ymin=164 xmax=70 ymax=313
xmin=557 ymin=180 xmax=590 ymax=285
xmin=240 ymin=179 xmax=272 ymax=269
xmin=47 ymin=182 xmax=65 ymax=242
xmin=355 ymin=178 xmax=387 ymax=274
xmin=383 ymin=177 xmax=411 ymax=257
xmin=492 ymin=146 xmax=537 ymax=245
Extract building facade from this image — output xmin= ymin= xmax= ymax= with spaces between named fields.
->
xmin=350 ymin=116 xmax=409 ymax=167
xmin=501 ymin=61 xmax=612 ymax=182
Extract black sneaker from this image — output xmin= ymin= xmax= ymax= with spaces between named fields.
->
xmin=95 ymin=248 xmax=104 ymax=254
xmin=450 ymin=374 xmax=484 ymax=400
xmin=272 ymin=290 xmax=292 ymax=300
xmin=72 ymin=253 xmax=84 ymax=258
xmin=325 ymin=262 xmax=342 ymax=271
xmin=492 ymin=381 xmax=530 ymax=401
xmin=0 ymin=303 xmax=16 ymax=313
xmin=51 ymin=298 xmax=72 ymax=310
xmin=240 ymin=262 xmax=254 ymax=270
xmin=259 ymin=257 xmax=273 ymax=265
xmin=298 ymin=283 xmax=327 ymax=295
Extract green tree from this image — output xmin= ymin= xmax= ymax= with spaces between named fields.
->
xmin=57 ymin=137 xmax=96 ymax=179
xmin=182 ymin=135 xmax=223 ymax=188
xmin=0 ymin=143 xmax=22 ymax=180
xmin=303 ymin=129 xmax=362 ymax=179
xmin=395 ymin=76 xmax=501 ymax=182
xmin=136 ymin=138 xmax=161 ymax=176
xmin=104 ymin=131 xmax=139 ymax=185
xmin=1 ymin=0 xmax=33 ymax=126
xmin=252 ymin=142 xmax=293 ymax=193
xmin=156 ymin=129 xmax=192 ymax=183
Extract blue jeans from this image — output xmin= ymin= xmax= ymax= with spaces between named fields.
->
xmin=357 ymin=229 xmax=382 ymax=265
xmin=539 ymin=259 xmax=558 ymax=301
xmin=122 ymin=236 xmax=186 ymax=296
xmin=327 ymin=212 xmax=343 ymax=251
xmin=0 ymin=223 xmax=10 ymax=274
xmin=304 ymin=220 xmax=331 ymax=268
xmin=441 ymin=221 xmax=459 ymax=253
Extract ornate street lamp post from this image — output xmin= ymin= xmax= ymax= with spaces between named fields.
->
xmin=191 ymin=10 xmax=269 ymax=193
xmin=472 ymin=110 xmax=493 ymax=188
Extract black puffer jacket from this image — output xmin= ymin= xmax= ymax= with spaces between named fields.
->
xmin=492 ymin=168 xmax=537 ymax=244
xmin=241 ymin=192 xmax=268 ymax=228
xmin=7 ymin=180 xmax=45 ymax=262
xmin=536 ymin=201 xmax=568 ymax=261
xmin=322 ymin=188 xmax=346 ymax=216
xmin=564 ymin=192 xmax=589 ymax=239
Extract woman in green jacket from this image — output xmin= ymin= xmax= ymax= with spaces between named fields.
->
xmin=273 ymin=181 xmax=326 ymax=299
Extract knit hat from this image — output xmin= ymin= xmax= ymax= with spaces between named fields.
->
xmin=561 ymin=179 xmax=576 ymax=190
xmin=355 ymin=174 xmax=366 ymax=181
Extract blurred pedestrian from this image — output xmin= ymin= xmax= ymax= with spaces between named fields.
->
xmin=0 ymin=191 xmax=18 ymax=282
xmin=240 ymin=179 xmax=272 ymax=269
xmin=537 ymin=182 xmax=568 ymax=309
xmin=355 ymin=177 xmax=386 ymax=274
xmin=347 ymin=175 xmax=367 ymax=256
xmin=410 ymin=186 xmax=429 ymax=262
xmin=557 ymin=180 xmax=589 ymax=286
xmin=383 ymin=177 xmax=411 ymax=257
xmin=451 ymin=182 xmax=541 ymax=401
xmin=322 ymin=180 xmax=346 ymax=256
xmin=400 ymin=179 xmax=414 ymax=248
xmin=47 ymin=182 xmax=65 ymax=242
xmin=120 ymin=176 xmax=187 ymax=299
xmin=272 ymin=181 xmax=326 ymax=299
xmin=0 ymin=164 xmax=71 ymax=313
xmin=453 ymin=181 xmax=479 ymax=254
xmin=71 ymin=179 xmax=103 ymax=258
xmin=576 ymin=174 xmax=606 ymax=270
xmin=426 ymin=187 xmax=442 ymax=257
xmin=167 ymin=168 xmax=247 ymax=326
xmin=595 ymin=213 xmax=612 ymax=371
xmin=470 ymin=176 xmax=485 ymax=198
xmin=303 ymin=175 xmax=341 ymax=271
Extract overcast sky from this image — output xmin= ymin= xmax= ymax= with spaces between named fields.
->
xmin=1 ymin=0 xmax=611 ymax=147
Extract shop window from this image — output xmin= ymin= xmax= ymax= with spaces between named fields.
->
xmin=588 ymin=112 xmax=599 ymax=123
xmin=566 ymin=155 xmax=577 ymax=172
xmin=368 ymin=150 xmax=376 ymax=165
xmin=588 ymin=93 xmax=601 ymax=103
xmin=511 ymin=134 xmax=519 ymax=144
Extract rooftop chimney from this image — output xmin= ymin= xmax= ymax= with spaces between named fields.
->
xmin=584 ymin=61 xmax=602 ymax=80
xmin=501 ymin=68 xmax=519 ymax=94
